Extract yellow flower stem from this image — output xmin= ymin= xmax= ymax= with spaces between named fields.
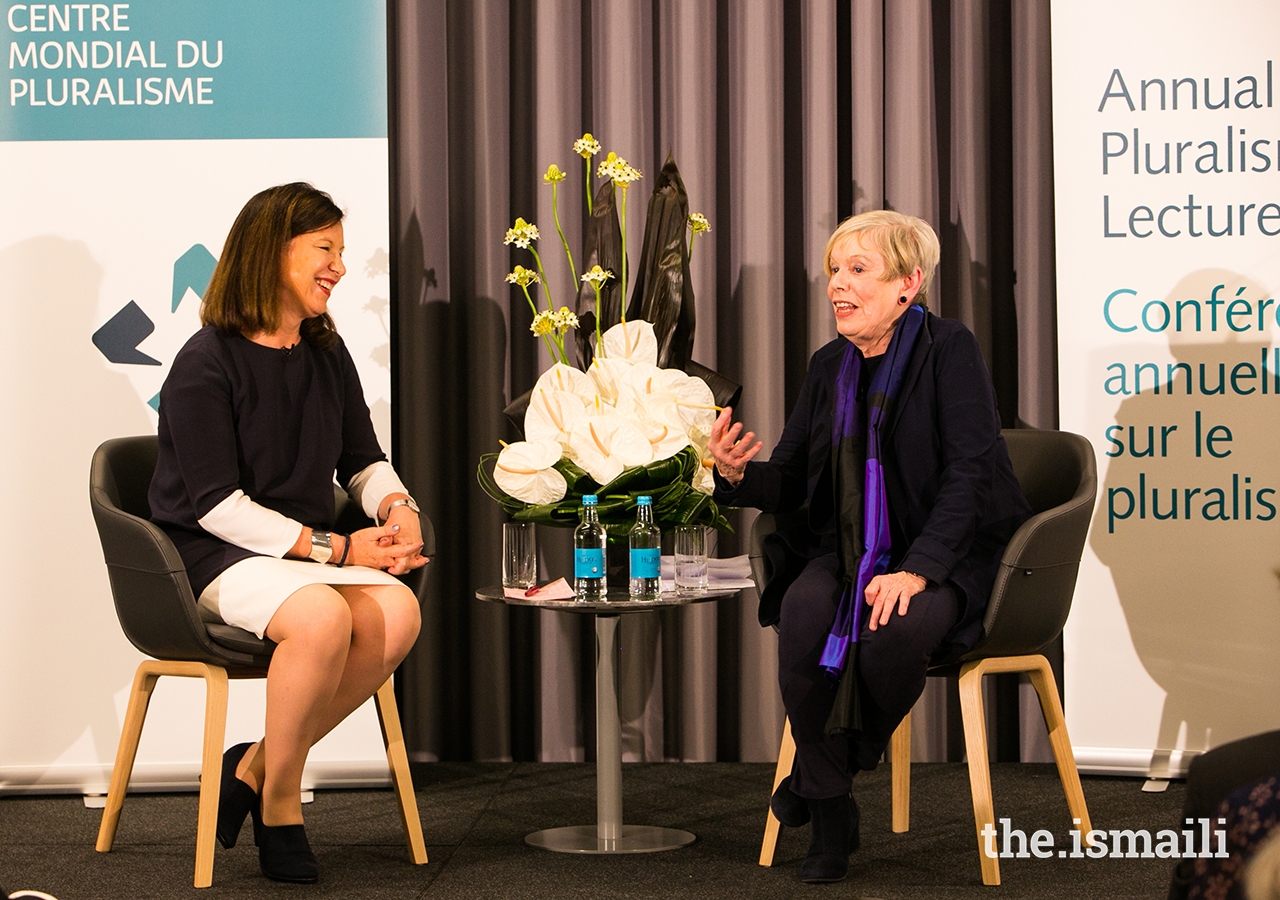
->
xmin=688 ymin=230 xmax=697 ymax=260
xmin=551 ymin=182 xmax=577 ymax=296
xmin=528 ymin=246 xmax=555 ymax=312
xmin=592 ymin=283 xmax=604 ymax=357
xmin=584 ymin=156 xmax=593 ymax=215
xmin=521 ymin=284 xmax=558 ymax=362
xmin=518 ymin=284 xmax=539 ymax=318
xmin=618 ymin=184 xmax=629 ymax=324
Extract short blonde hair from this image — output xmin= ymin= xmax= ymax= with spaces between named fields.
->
xmin=823 ymin=210 xmax=941 ymax=307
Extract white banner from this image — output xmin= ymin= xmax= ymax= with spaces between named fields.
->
xmin=1052 ymin=0 xmax=1280 ymax=774
xmin=0 ymin=1 xmax=394 ymax=793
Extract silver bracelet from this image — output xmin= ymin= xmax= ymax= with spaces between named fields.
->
xmin=308 ymin=530 xmax=334 ymax=564
xmin=379 ymin=496 xmax=420 ymax=525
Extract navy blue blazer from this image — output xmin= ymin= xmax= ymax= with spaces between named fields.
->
xmin=715 ymin=311 xmax=1030 ymax=655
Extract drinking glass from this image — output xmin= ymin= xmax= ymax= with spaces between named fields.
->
xmin=674 ymin=525 xmax=708 ymax=592
xmin=502 ymin=522 xmax=537 ymax=588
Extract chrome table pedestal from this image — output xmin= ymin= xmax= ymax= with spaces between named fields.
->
xmin=475 ymin=587 xmax=734 ymax=854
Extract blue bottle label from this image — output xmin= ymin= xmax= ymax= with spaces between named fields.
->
xmin=630 ymin=548 xmax=660 ymax=578
xmin=575 ymin=548 xmax=605 ymax=578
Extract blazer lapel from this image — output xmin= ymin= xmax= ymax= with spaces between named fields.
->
xmin=814 ymin=340 xmax=848 ymax=442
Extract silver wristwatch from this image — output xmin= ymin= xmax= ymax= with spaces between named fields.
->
xmin=309 ymin=530 xmax=335 ymax=564
xmin=381 ymin=497 xmax=420 ymax=524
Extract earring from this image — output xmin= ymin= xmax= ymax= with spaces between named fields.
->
xmin=899 ymin=295 xmax=908 ymax=304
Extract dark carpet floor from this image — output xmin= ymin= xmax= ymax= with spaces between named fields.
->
xmin=0 ymin=762 xmax=1184 ymax=899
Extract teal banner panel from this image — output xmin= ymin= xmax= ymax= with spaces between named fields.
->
xmin=1 ymin=0 xmax=386 ymax=140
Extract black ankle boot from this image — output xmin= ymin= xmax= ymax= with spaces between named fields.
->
xmin=216 ymin=743 xmax=258 ymax=850
xmin=258 ymin=821 xmax=319 ymax=883
xmin=799 ymin=793 xmax=860 ymax=883
xmin=771 ymin=775 xmax=811 ymax=828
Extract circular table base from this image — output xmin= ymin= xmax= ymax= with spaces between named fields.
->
xmin=525 ymin=824 xmax=696 ymax=854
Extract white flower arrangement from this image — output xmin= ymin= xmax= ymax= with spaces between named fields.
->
xmin=479 ymin=135 xmax=727 ymax=537
xmin=493 ymin=318 xmax=717 ymax=505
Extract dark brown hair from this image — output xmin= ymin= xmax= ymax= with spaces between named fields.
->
xmin=201 ymin=182 xmax=344 ymax=349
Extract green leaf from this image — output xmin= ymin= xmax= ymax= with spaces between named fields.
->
xmin=476 ymin=444 xmax=732 ymax=534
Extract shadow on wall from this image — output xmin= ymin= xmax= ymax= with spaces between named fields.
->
xmin=0 ymin=236 xmax=152 ymax=783
xmin=395 ymin=210 xmax=521 ymax=762
xmin=1091 ymin=269 xmax=1280 ymax=766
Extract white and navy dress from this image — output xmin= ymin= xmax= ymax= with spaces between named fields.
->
xmin=149 ymin=325 xmax=407 ymax=638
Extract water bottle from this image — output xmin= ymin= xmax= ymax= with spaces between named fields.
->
xmin=574 ymin=494 xmax=607 ymax=600
xmin=628 ymin=496 xmax=661 ymax=599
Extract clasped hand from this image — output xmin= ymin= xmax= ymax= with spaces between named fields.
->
xmin=347 ymin=507 xmax=428 ymax=575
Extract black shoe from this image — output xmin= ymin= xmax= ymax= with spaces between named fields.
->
xmin=798 ymin=794 xmax=860 ymax=884
xmin=258 ymin=822 xmax=319 ymax=883
xmin=770 ymin=775 xmax=811 ymax=828
xmin=216 ymin=742 xmax=259 ymax=850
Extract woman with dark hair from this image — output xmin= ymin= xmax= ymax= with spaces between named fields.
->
xmin=709 ymin=210 xmax=1030 ymax=883
xmin=149 ymin=182 xmax=427 ymax=883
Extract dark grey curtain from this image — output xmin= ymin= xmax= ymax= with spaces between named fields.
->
xmin=388 ymin=0 xmax=1059 ymax=765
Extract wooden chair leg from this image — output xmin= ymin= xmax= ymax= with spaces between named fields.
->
xmin=1025 ymin=656 xmax=1093 ymax=839
xmin=96 ymin=662 xmax=162 ymax=853
xmin=194 ymin=666 xmax=229 ymax=889
xmin=96 ymin=660 xmax=228 ymax=889
xmin=759 ymin=717 xmax=796 ymax=867
xmin=891 ymin=710 xmax=912 ymax=833
xmin=375 ymin=678 xmax=428 ymax=865
xmin=958 ymin=660 xmax=1001 ymax=886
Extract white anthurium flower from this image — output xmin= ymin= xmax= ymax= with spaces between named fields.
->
xmin=534 ymin=362 xmax=593 ymax=398
xmin=567 ymin=415 xmax=653 ymax=486
xmin=601 ymin=320 xmax=658 ymax=366
xmin=620 ymin=362 xmax=667 ymax=402
xmin=587 ymin=356 xmax=633 ymax=406
xmin=687 ymin=423 xmax=712 ymax=456
xmin=493 ymin=440 xmax=568 ymax=505
xmin=617 ymin=364 xmax=703 ymax=463
xmin=691 ymin=459 xmax=716 ymax=495
xmin=573 ymin=380 xmax=604 ymax=408
xmin=619 ymin=363 xmax=682 ymax=423
xmin=581 ymin=392 xmax=617 ymax=418
xmin=525 ymin=388 xmax=587 ymax=447
xmin=653 ymin=368 xmax=717 ymax=434
xmin=642 ymin=416 xmax=692 ymax=461
xmin=609 ymin=384 xmax=642 ymax=422
xmin=646 ymin=400 xmax=689 ymax=438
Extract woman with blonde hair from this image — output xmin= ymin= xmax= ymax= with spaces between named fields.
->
xmin=710 ymin=210 xmax=1029 ymax=883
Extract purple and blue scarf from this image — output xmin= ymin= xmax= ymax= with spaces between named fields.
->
xmin=822 ymin=304 xmax=924 ymax=733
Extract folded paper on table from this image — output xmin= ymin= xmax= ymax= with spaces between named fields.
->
xmin=659 ymin=554 xmax=756 ymax=591
xmin=505 ymin=577 xmax=576 ymax=601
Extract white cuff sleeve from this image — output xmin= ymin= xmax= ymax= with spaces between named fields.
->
xmin=346 ymin=461 xmax=410 ymax=522
xmin=197 ymin=490 xmax=303 ymax=558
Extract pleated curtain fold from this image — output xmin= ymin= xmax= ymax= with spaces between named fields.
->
xmin=389 ymin=0 xmax=1059 ymax=765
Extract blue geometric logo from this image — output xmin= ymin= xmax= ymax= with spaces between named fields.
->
xmin=91 ymin=243 xmax=216 ymax=367
xmin=91 ymin=243 xmax=217 ymax=411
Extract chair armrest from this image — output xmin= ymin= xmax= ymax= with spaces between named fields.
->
xmin=748 ymin=512 xmax=777 ymax=592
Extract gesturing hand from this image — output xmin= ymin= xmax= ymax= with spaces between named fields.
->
xmin=708 ymin=406 xmax=763 ymax=486
xmin=864 ymin=571 xmax=927 ymax=631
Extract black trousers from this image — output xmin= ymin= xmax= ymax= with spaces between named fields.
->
xmin=778 ymin=553 xmax=960 ymax=800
